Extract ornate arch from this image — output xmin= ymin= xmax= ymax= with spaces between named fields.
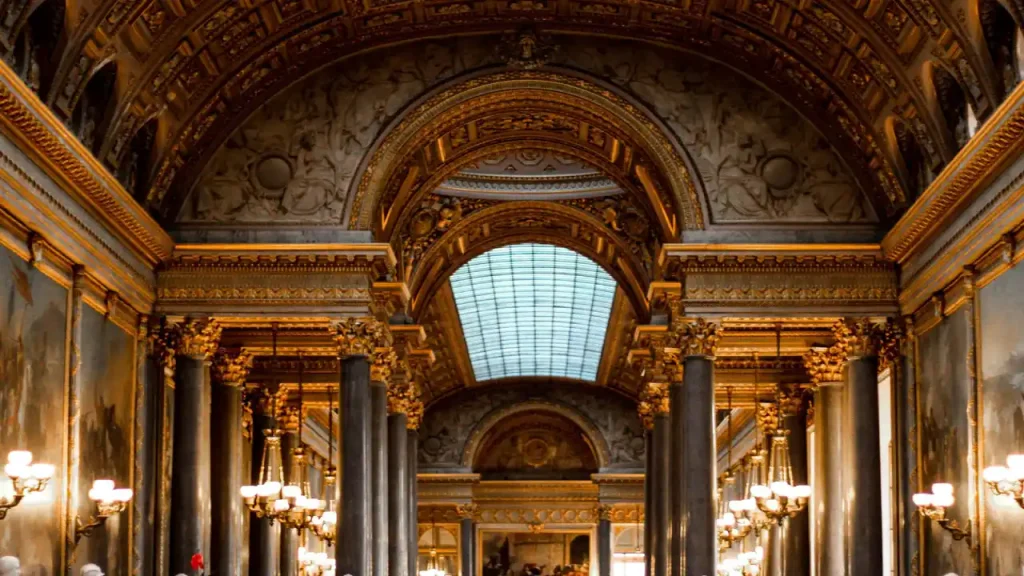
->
xmin=461 ymin=400 xmax=612 ymax=470
xmin=346 ymin=69 xmax=704 ymax=237
xmin=405 ymin=201 xmax=652 ymax=318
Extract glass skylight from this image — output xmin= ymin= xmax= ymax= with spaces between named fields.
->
xmin=449 ymin=243 xmax=617 ymax=382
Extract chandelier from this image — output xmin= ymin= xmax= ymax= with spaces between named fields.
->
xmin=298 ymin=545 xmax=337 ymax=576
xmin=982 ymin=454 xmax=1024 ymax=509
xmin=0 ymin=450 xmax=55 ymax=520
xmin=241 ymin=325 xmax=287 ymax=523
xmin=276 ymin=354 xmax=326 ymax=531
xmin=310 ymin=384 xmax=338 ymax=546
xmin=725 ymin=356 xmax=770 ymax=534
xmin=717 ymin=387 xmax=751 ymax=550
xmin=716 ymin=546 xmax=764 ymax=576
xmin=748 ymin=329 xmax=810 ymax=522
xmin=419 ymin=512 xmax=448 ymax=576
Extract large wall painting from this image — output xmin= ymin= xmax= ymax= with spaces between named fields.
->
xmin=0 ymin=245 xmax=68 ymax=572
xmin=917 ymin=307 xmax=972 ymax=575
xmin=72 ymin=306 xmax=134 ymax=574
xmin=480 ymin=532 xmax=591 ymax=576
xmin=980 ymin=263 xmax=1024 ymax=573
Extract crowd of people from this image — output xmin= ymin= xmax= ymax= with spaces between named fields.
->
xmin=483 ymin=556 xmax=588 ymax=576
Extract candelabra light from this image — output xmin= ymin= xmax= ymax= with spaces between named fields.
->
xmin=275 ymin=357 xmax=326 ymax=531
xmin=0 ymin=450 xmax=55 ymax=520
xmin=74 ymin=479 xmax=132 ymax=544
xmin=717 ymin=387 xmax=752 ymax=551
xmin=716 ymin=546 xmax=763 ymax=576
xmin=298 ymin=545 xmax=336 ymax=576
xmin=983 ymin=454 xmax=1024 ymax=509
xmin=310 ymin=384 xmax=338 ymax=546
xmin=240 ymin=427 xmax=286 ymax=523
xmin=912 ymin=483 xmax=972 ymax=545
xmin=749 ymin=429 xmax=811 ymax=522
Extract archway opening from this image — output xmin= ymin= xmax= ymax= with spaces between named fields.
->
xmin=472 ymin=409 xmax=600 ymax=481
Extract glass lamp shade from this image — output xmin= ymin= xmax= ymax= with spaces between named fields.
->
xmin=282 ymin=484 xmax=302 ymax=499
xmin=240 ymin=485 xmax=259 ymax=499
xmin=931 ymin=483 xmax=954 ymax=497
xmin=7 ymin=451 xmax=32 ymax=467
xmin=1006 ymin=454 xmax=1024 ymax=475
xmin=912 ymin=493 xmax=934 ymax=507
xmin=749 ymin=485 xmax=771 ymax=500
xmin=983 ymin=466 xmax=1008 ymax=483
xmin=29 ymin=463 xmax=54 ymax=480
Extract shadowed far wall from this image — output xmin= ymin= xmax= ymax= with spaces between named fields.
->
xmin=418 ymin=383 xmax=644 ymax=472
xmin=913 ymin=258 xmax=1024 ymax=574
xmin=0 ymin=242 xmax=139 ymax=574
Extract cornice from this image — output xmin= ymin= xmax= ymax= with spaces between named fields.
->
xmin=883 ymin=81 xmax=1024 ymax=263
xmin=0 ymin=59 xmax=173 ymax=266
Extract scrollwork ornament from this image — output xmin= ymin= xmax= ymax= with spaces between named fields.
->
xmin=150 ymin=327 xmax=178 ymax=388
xmin=803 ymin=320 xmax=852 ymax=386
xmin=387 ymin=381 xmax=418 ymax=416
xmin=637 ymin=382 xmax=670 ymax=430
xmin=844 ymin=317 xmax=886 ymax=359
xmin=211 ymin=349 xmax=254 ymax=387
xmin=406 ymin=397 xmax=425 ymax=430
xmin=371 ymin=348 xmax=398 ymax=383
xmin=776 ymin=385 xmax=805 ymax=417
xmin=878 ymin=318 xmax=905 ymax=371
xmin=335 ymin=317 xmax=390 ymax=357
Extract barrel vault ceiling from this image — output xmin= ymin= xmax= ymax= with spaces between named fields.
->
xmin=1 ymin=0 xmax=1021 ymax=229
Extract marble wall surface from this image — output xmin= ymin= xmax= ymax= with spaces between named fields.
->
xmin=979 ymin=263 xmax=1024 ymax=573
xmin=0 ymin=245 xmax=68 ymax=572
xmin=72 ymin=306 xmax=134 ymax=574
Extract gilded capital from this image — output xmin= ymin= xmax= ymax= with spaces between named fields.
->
xmin=335 ymin=317 xmax=391 ymax=357
xmin=371 ymin=348 xmax=398 ymax=383
xmin=878 ymin=318 xmax=906 ymax=370
xmin=676 ymin=318 xmax=721 ymax=358
xmin=456 ymin=503 xmax=478 ymax=520
xmin=406 ymin=398 xmax=424 ymax=430
xmin=844 ymin=317 xmax=886 ymax=359
xmin=150 ymin=328 xmax=178 ymax=388
xmin=757 ymin=402 xmax=779 ymax=433
xmin=776 ymin=386 xmax=806 ymax=417
xmin=212 ymin=350 xmax=254 ymax=387
xmin=387 ymin=381 xmax=419 ymax=416
xmin=596 ymin=504 xmax=614 ymax=521
xmin=167 ymin=318 xmax=222 ymax=359
xmin=803 ymin=320 xmax=851 ymax=385
xmin=637 ymin=381 xmax=670 ymax=430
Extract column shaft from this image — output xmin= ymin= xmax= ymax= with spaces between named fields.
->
xmin=460 ymin=517 xmax=475 ymax=576
xmin=598 ymin=517 xmax=612 ymax=576
xmin=651 ymin=414 xmax=669 ymax=576
xmin=280 ymin=432 xmax=299 ymax=576
xmin=643 ymin=429 xmax=653 ymax=576
xmin=249 ymin=409 xmax=276 ymax=576
xmin=170 ymin=355 xmax=212 ymax=574
xmin=372 ymin=382 xmax=390 ymax=576
xmin=408 ymin=429 xmax=420 ymax=576
xmin=681 ymin=356 xmax=716 ymax=576
xmin=668 ymin=380 xmax=684 ymax=576
xmin=783 ymin=404 xmax=810 ymax=576
xmin=155 ymin=369 xmax=175 ymax=576
xmin=389 ymin=413 xmax=410 ymax=576
xmin=846 ymin=356 xmax=882 ymax=575
xmin=339 ymin=356 xmax=373 ymax=576
xmin=895 ymin=350 xmax=918 ymax=576
xmin=814 ymin=384 xmax=846 ymax=576
xmin=211 ymin=381 xmax=244 ymax=576
xmin=135 ymin=344 xmax=160 ymax=576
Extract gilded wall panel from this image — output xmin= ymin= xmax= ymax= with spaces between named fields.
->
xmin=0 ymin=244 xmax=68 ymax=571
xmin=979 ymin=262 xmax=1024 ymax=572
xmin=72 ymin=306 xmax=134 ymax=574
xmin=917 ymin=307 xmax=972 ymax=575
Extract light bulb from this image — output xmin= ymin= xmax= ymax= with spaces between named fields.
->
xmin=93 ymin=479 xmax=115 ymax=492
xmin=912 ymin=493 xmax=933 ymax=507
xmin=273 ymin=499 xmax=290 ymax=512
xmin=933 ymin=493 xmax=954 ymax=508
xmin=7 ymin=451 xmax=32 ymax=467
xmin=793 ymin=484 xmax=812 ymax=499
xmin=282 ymin=484 xmax=302 ymax=499
xmin=1006 ymin=454 xmax=1024 ymax=474
xmin=750 ymin=485 xmax=771 ymax=499
xmin=322 ymin=510 xmax=337 ymax=523
xmin=30 ymin=463 xmax=54 ymax=480
xmin=113 ymin=488 xmax=133 ymax=502
xmin=931 ymin=483 xmax=954 ymax=497
xmin=983 ymin=466 xmax=1007 ymax=483
xmin=240 ymin=485 xmax=258 ymax=499
xmin=769 ymin=481 xmax=790 ymax=496
xmin=763 ymin=499 xmax=780 ymax=512
xmin=4 ymin=463 xmax=28 ymax=479
xmin=728 ymin=500 xmax=743 ymax=513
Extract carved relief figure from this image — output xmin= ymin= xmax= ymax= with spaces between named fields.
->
xmin=559 ymin=41 xmax=872 ymax=224
xmin=187 ymin=39 xmax=491 ymax=223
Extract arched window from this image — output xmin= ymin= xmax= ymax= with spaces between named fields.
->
xmin=24 ymin=0 xmax=65 ymax=96
xmin=931 ymin=64 xmax=971 ymax=150
xmin=450 ymin=243 xmax=616 ymax=381
xmin=71 ymin=63 xmax=117 ymax=153
xmin=979 ymin=0 xmax=1021 ymax=99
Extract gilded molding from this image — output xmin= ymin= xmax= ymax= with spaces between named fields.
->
xmin=370 ymin=347 xmax=398 ymax=383
xmin=596 ymin=504 xmax=614 ymax=521
xmin=406 ymin=398 xmax=424 ymax=431
xmin=803 ymin=321 xmax=852 ymax=385
xmin=165 ymin=318 xmax=222 ymax=359
xmin=211 ymin=350 xmax=254 ymax=387
xmin=637 ymin=382 xmax=670 ymax=430
xmin=844 ymin=317 xmax=887 ymax=359
xmin=455 ymin=503 xmax=478 ymax=520
xmin=676 ymin=318 xmax=721 ymax=358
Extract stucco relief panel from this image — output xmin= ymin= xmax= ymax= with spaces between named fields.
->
xmin=183 ymin=39 xmax=493 ymax=224
xmin=557 ymin=41 xmax=875 ymax=225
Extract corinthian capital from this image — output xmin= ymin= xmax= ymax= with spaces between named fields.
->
xmin=637 ymin=381 xmax=670 ymax=430
xmin=844 ymin=317 xmax=887 ymax=359
xmin=166 ymin=318 xmax=222 ymax=359
xmin=676 ymin=318 xmax=721 ymax=358
xmin=371 ymin=347 xmax=398 ymax=382
xmin=803 ymin=320 xmax=852 ymax=385
xmin=334 ymin=317 xmax=391 ymax=357
xmin=405 ymin=398 xmax=425 ymax=430
xmin=212 ymin=349 xmax=254 ymax=386
xmin=387 ymin=381 xmax=419 ymax=416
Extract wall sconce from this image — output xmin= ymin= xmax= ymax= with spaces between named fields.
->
xmin=982 ymin=454 xmax=1024 ymax=509
xmin=74 ymin=480 xmax=132 ymax=545
xmin=912 ymin=483 xmax=971 ymax=545
xmin=0 ymin=451 xmax=55 ymax=520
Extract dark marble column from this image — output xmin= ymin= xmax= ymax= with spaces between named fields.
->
xmin=668 ymin=377 xmax=685 ymax=576
xmin=681 ymin=354 xmax=716 ymax=576
xmin=389 ymin=412 xmax=410 ymax=576
xmin=280 ymin=432 xmax=299 ymax=576
xmin=133 ymin=318 xmax=160 ymax=576
xmin=846 ymin=342 xmax=882 ymax=575
xmin=372 ymin=381 xmax=390 ymax=576
xmin=153 ymin=332 xmax=177 ymax=576
xmin=169 ymin=319 xmax=221 ymax=575
xmin=598 ymin=507 xmax=612 ymax=576
xmin=651 ymin=412 xmax=670 ymax=576
xmin=643 ymin=428 xmax=653 ymax=576
xmin=211 ymin=351 xmax=253 ymax=576
xmin=249 ymin=400 xmax=277 ymax=576
xmin=63 ymin=268 xmax=84 ymax=570
xmin=408 ymin=428 xmax=420 ymax=576
xmin=781 ymin=392 xmax=810 ymax=576
xmin=458 ymin=506 xmax=476 ymax=576
xmin=339 ymin=355 xmax=373 ymax=576
xmin=813 ymin=380 xmax=845 ymax=576
xmin=893 ymin=328 xmax=918 ymax=576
